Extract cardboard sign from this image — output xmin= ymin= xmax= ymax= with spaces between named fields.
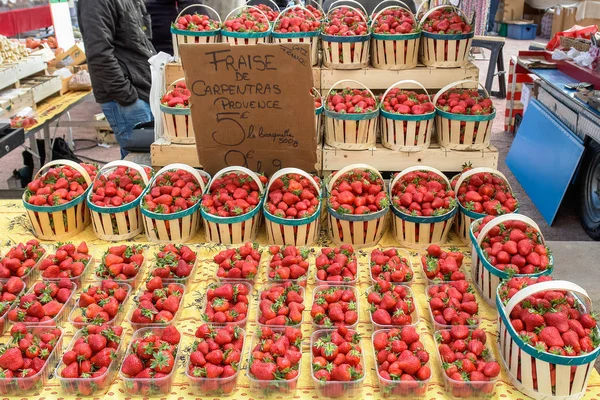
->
xmin=179 ymin=43 xmax=317 ymax=176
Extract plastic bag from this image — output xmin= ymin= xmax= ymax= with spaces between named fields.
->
xmin=574 ymin=52 xmax=595 ymax=67
xmin=552 ymin=50 xmax=570 ymax=60
xmin=546 ymin=24 xmax=598 ymax=51
xmin=149 ymin=52 xmax=174 ymax=141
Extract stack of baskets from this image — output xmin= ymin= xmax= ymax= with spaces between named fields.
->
xmin=160 ymin=78 xmax=195 ymax=144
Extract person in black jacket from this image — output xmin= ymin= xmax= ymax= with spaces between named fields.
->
xmin=77 ymin=0 xmax=156 ymax=158
xmin=145 ymin=0 xmax=204 ymax=55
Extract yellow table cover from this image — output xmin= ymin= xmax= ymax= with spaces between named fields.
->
xmin=0 ymin=200 xmax=598 ymax=400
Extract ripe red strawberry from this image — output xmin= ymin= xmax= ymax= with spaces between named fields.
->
xmin=381 ymin=89 xmax=435 ymax=119
xmin=39 ymin=242 xmax=91 ymax=283
xmin=150 ymin=244 xmax=197 ymax=282
xmin=258 ymin=282 xmax=305 ymax=327
xmin=0 ymin=277 xmax=25 ymax=318
xmin=367 ymin=279 xmax=415 ymax=328
xmin=129 ymin=277 xmax=183 ymax=326
xmin=265 ymin=172 xmax=321 ymax=220
xmin=421 ymin=8 xmax=472 ymax=34
xmin=322 ymin=5 xmax=368 ymax=51
xmin=172 ymin=14 xmax=219 ymax=32
xmin=8 ymin=279 xmax=74 ymax=324
xmin=267 ymin=245 xmax=310 ymax=284
xmin=223 ymin=7 xmax=270 ymax=34
xmin=314 ymin=245 xmax=358 ymax=284
xmin=326 ymin=87 xmax=377 ymax=114
xmin=121 ymin=327 xmax=181 ymax=382
xmin=273 ymin=6 xmax=321 ymax=34
xmin=311 ymin=326 xmax=363 ymax=385
xmin=370 ymin=248 xmax=413 ymax=283
xmin=70 ymin=280 xmax=131 ymax=327
xmin=90 ymin=165 xmax=153 ymax=207
xmin=249 ymin=327 xmax=302 ymax=389
xmin=25 ymin=163 xmax=98 ymax=207
xmin=204 ymin=282 xmax=250 ymax=326
xmin=372 ymin=6 xmax=417 ymax=34
xmin=421 ymin=245 xmax=465 ymax=282
xmin=0 ymin=240 xmax=45 ymax=280
xmin=454 ymin=169 xmax=517 ymax=217
xmin=201 ymin=171 xmax=266 ymax=218
xmin=427 ymin=281 xmax=480 ymax=328
xmin=213 ymin=243 xmax=262 ymax=282
xmin=311 ymin=285 xmax=358 ymax=328
xmin=142 ymin=168 xmax=206 ymax=215
xmin=95 ymin=244 xmax=145 ymax=283
xmin=391 ymin=169 xmax=456 ymax=218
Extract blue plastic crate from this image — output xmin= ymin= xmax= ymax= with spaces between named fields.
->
xmin=507 ymin=23 xmax=537 ymax=40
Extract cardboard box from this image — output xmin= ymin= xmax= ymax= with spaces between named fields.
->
xmin=54 ymin=43 xmax=86 ymax=67
xmin=552 ymin=3 xmax=600 ymax=36
xmin=500 ymin=0 xmax=525 ymax=22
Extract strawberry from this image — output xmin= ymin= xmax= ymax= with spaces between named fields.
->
xmin=391 ymin=170 xmax=456 ymax=218
xmin=311 ymin=326 xmax=363 ymax=385
xmin=264 ymin=172 xmax=321 ymax=221
xmin=39 ymin=242 xmax=91 ymax=283
xmin=172 ymin=15 xmax=220 ymax=33
xmin=367 ymin=279 xmax=415 ymax=328
xmin=90 ymin=165 xmax=153 ymax=208
xmin=8 ymin=280 xmax=74 ymax=324
xmin=213 ymin=243 xmax=262 ymax=282
xmin=258 ymin=282 xmax=305 ymax=327
xmin=312 ymin=285 xmax=359 ymax=328
xmin=267 ymin=246 xmax=310 ymax=284
xmin=427 ymin=281 xmax=480 ymax=328
xmin=421 ymin=245 xmax=465 ymax=282
xmin=372 ymin=6 xmax=417 ymax=34
xmin=314 ymin=246 xmax=358 ymax=284
xmin=0 ymin=240 xmax=45 ymax=280
xmin=455 ymin=170 xmax=517 ymax=220
xmin=370 ymin=248 xmax=413 ymax=283
xmin=70 ymin=280 xmax=130 ymax=327
xmin=129 ymin=277 xmax=183 ymax=326
xmin=142 ymin=168 xmax=206 ymax=215
xmin=150 ymin=244 xmax=197 ymax=281
xmin=24 ymin=163 xmax=98 ymax=207
xmin=273 ymin=6 xmax=321 ymax=34
xmin=204 ymin=282 xmax=250 ymax=326
xmin=202 ymin=171 xmax=266 ymax=218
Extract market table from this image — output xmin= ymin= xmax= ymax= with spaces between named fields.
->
xmin=0 ymin=199 xmax=598 ymax=400
xmin=0 ymin=5 xmax=53 ymax=37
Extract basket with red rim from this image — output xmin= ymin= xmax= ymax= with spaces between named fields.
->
xmin=370 ymin=3 xmax=420 ymax=70
xmin=23 ymin=160 xmax=98 ymax=241
xmin=380 ymin=80 xmax=435 ymax=152
xmin=170 ymin=4 xmax=221 ymax=61
xmin=271 ymin=5 xmax=321 ymax=66
xmin=321 ymin=1 xmax=371 ymax=69
xmin=221 ymin=5 xmax=272 ymax=45
xmin=160 ymin=78 xmax=195 ymax=144
xmin=87 ymin=161 xmax=153 ymax=241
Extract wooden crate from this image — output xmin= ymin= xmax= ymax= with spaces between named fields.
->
xmin=164 ymin=62 xmax=322 ymax=89
xmin=14 ymin=56 xmax=46 ymax=80
xmin=320 ymin=63 xmax=479 ymax=90
xmin=19 ymin=75 xmax=62 ymax=104
xmin=322 ymin=141 xmax=498 ymax=174
xmin=151 ymin=137 xmax=323 ymax=171
xmin=0 ymin=88 xmax=35 ymax=118
xmin=0 ymin=65 xmax=19 ymax=91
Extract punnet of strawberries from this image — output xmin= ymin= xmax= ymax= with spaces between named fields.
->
xmin=173 ymin=13 xmax=220 ymax=32
xmin=315 ymin=245 xmax=358 ymax=284
xmin=454 ymin=168 xmax=517 ymax=215
xmin=475 ymin=216 xmax=551 ymax=274
xmin=59 ymin=325 xmax=123 ymax=384
xmin=161 ymin=81 xmax=191 ymax=109
xmin=95 ymin=245 xmax=145 ymax=282
xmin=267 ymin=245 xmax=310 ymax=283
xmin=188 ymin=324 xmax=244 ymax=389
xmin=266 ymin=172 xmax=320 ymax=219
xmin=273 ymin=7 xmax=321 ymax=33
xmin=258 ymin=282 xmax=305 ymax=327
xmin=129 ymin=277 xmax=183 ymax=325
xmin=120 ymin=325 xmax=181 ymax=380
xmin=203 ymin=282 xmax=250 ymax=325
xmin=213 ymin=243 xmax=262 ymax=281
xmin=25 ymin=163 xmax=98 ymax=207
xmin=311 ymin=285 xmax=359 ymax=328
xmin=435 ymin=327 xmax=500 ymax=397
xmin=436 ymin=88 xmax=494 ymax=116
xmin=421 ymin=244 xmax=466 ymax=282
xmin=498 ymin=276 xmax=599 ymax=358
xmin=202 ymin=171 xmax=267 ymax=218
xmin=370 ymin=248 xmax=413 ymax=283
xmin=223 ymin=8 xmax=270 ymax=32
xmin=327 ymin=88 xmax=377 ymax=114
xmin=71 ymin=280 xmax=130 ymax=326
xmin=0 ymin=324 xmax=62 ymax=386
xmin=39 ymin=241 xmax=91 ymax=280
xmin=329 ymin=169 xmax=388 ymax=215
xmin=90 ymin=165 xmax=153 ymax=208
xmin=371 ymin=7 xmax=418 ymax=34
xmin=150 ymin=244 xmax=197 ymax=281
xmin=428 ymin=281 xmax=480 ymax=328
xmin=373 ymin=327 xmax=431 ymax=393
xmin=8 ymin=279 xmax=75 ymax=324
xmin=311 ymin=326 xmax=364 ymax=387
xmin=392 ymin=170 xmax=456 ymax=217
xmin=381 ymin=89 xmax=434 ymax=115
xmin=248 ymin=326 xmax=303 ymax=384
xmin=0 ymin=240 xmax=45 ymax=280
xmin=254 ymin=3 xmax=279 ymax=21
xmin=368 ymin=279 xmax=416 ymax=327
xmin=142 ymin=168 xmax=205 ymax=214
xmin=0 ymin=277 xmax=25 ymax=318
xmin=421 ymin=7 xmax=472 ymax=34
xmin=323 ymin=6 xmax=367 ymax=36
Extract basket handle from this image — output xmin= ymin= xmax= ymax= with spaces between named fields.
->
xmin=34 ymin=160 xmax=92 ymax=186
xmin=164 ymin=77 xmax=186 ymax=94
xmin=324 ymin=79 xmax=376 ymax=106
xmin=176 ymin=4 xmax=222 ymax=23
xmin=225 ymin=5 xmax=270 ymax=24
xmin=311 ymin=86 xmax=323 ymax=100
xmin=475 ymin=213 xmax=543 ymax=247
xmin=419 ymin=4 xmax=470 ymax=25
xmin=371 ymin=2 xmax=415 ymax=23
xmin=327 ymin=0 xmax=368 ymax=18
xmin=152 ymin=163 xmax=206 ymax=193
xmin=273 ymin=4 xmax=318 ymax=28
xmin=432 ymin=80 xmax=489 ymax=105
xmin=97 ymin=161 xmax=150 ymax=185
xmin=389 ymin=165 xmax=450 ymax=196
xmin=245 ymin=0 xmax=281 ymax=12
xmin=211 ymin=166 xmax=264 ymax=193
xmin=327 ymin=164 xmax=384 ymax=192
xmin=454 ymin=167 xmax=514 ymax=199
xmin=266 ymin=167 xmax=321 ymax=195
xmin=381 ymin=80 xmax=432 ymax=107
xmin=503 ymin=280 xmax=592 ymax=319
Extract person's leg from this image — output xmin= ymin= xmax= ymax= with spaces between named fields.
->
xmin=101 ymin=99 xmax=153 ymax=158
xmin=487 ymin=0 xmax=499 ymax=33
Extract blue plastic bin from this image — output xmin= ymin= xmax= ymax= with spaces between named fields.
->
xmin=507 ymin=23 xmax=537 ymax=40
